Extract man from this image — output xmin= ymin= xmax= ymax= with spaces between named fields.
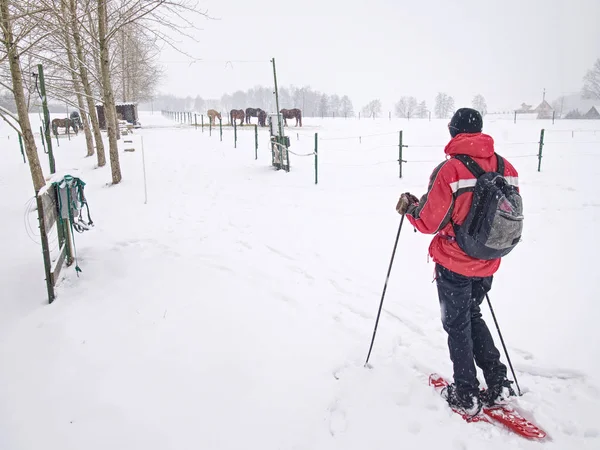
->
xmin=396 ymin=108 xmax=518 ymax=416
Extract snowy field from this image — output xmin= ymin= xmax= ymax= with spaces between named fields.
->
xmin=1 ymin=111 xmax=599 ymax=449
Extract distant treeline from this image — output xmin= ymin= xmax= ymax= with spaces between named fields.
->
xmin=139 ymin=86 xmax=356 ymax=117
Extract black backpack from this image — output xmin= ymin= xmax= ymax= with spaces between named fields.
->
xmin=452 ymin=154 xmax=523 ymax=260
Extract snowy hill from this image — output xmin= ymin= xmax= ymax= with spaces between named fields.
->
xmin=0 ymin=112 xmax=599 ymax=449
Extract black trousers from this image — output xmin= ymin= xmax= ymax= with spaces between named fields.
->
xmin=435 ymin=264 xmax=507 ymax=395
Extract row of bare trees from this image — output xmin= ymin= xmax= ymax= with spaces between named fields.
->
xmin=0 ymin=0 xmax=205 ymax=193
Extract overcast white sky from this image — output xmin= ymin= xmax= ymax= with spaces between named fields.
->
xmin=156 ymin=0 xmax=600 ymax=112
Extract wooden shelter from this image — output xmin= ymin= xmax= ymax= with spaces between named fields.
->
xmin=95 ymin=102 xmax=140 ymax=129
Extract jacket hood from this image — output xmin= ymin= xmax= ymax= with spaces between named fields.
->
xmin=444 ymin=132 xmax=495 ymax=158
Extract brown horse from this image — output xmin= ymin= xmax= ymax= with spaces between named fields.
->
xmin=258 ymin=110 xmax=267 ymax=127
xmin=280 ymin=108 xmax=302 ymax=127
xmin=207 ymin=109 xmax=221 ymax=125
xmin=245 ymin=107 xmax=263 ymax=124
xmin=230 ymin=109 xmax=245 ymax=126
xmin=51 ymin=117 xmax=78 ymax=136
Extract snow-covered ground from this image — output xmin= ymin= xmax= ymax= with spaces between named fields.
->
xmin=0 ymin=111 xmax=599 ymax=449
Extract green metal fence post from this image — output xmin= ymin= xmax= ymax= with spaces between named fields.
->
xmin=315 ymin=132 xmax=318 ymax=185
xmin=399 ymin=130 xmax=403 ymax=178
xmin=38 ymin=64 xmax=55 ymax=173
xmin=538 ymin=129 xmax=545 ymax=172
xmin=255 ymin=125 xmax=258 ymax=160
xmin=220 ymin=118 xmax=223 ymax=141
xmin=39 ymin=126 xmax=46 ymax=153
xmin=234 ymin=120 xmax=237 ymax=148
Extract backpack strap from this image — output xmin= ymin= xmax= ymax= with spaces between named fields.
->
xmin=495 ymin=153 xmax=505 ymax=175
xmin=453 ymin=154 xmax=485 ymax=178
xmin=454 ymin=153 xmax=505 ymax=178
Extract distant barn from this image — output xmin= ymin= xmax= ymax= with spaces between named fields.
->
xmin=584 ymin=106 xmax=600 ymax=120
xmin=532 ymin=100 xmax=554 ymax=119
xmin=95 ymin=102 xmax=140 ymax=129
xmin=514 ymin=100 xmax=555 ymax=120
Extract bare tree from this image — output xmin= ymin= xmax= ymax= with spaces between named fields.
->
xmin=472 ymin=94 xmax=487 ymax=116
xmin=96 ymin=0 xmax=209 ymax=183
xmin=114 ymin=22 xmax=162 ymax=103
xmin=328 ymin=94 xmax=340 ymax=117
xmin=434 ymin=92 xmax=455 ymax=119
xmin=318 ymin=94 xmax=329 ymax=117
xmin=395 ymin=96 xmax=418 ymax=118
xmin=98 ymin=0 xmax=121 ymax=184
xmin=1 ymin=0 xmax=209 ymax=191
xmin=43 ymin=0 xmax=95 ymax=158
xmin=361 ymin=99 xmax=382 ymax=118
xmin=0 ymin=0 xmax=48 ymax=192
xmin=19 ymin=0 xmax=107 ymax=166
xmin=340 ymin=95 xmax=354 ymax=117
xmin=415 ymin=100 xmax=428 ymax=119
xmin=70 ymin=0 xmax=107 ymax=167
xmin=582 ymin=58 xmax=600 ymax=100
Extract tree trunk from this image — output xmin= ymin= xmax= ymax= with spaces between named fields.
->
xmin=60 ymin=0 xmax=94 ymax=158
xmin=70 ymin=0 xmax=106 ymax=167
xmin=87 ymin=9 xmax=103 ymax=92
xmin=91 ymin=2 xmax=120 ymax=142
xmin=0 ymin=0 xmax=46 ymax=192
xmin=98 ymin=0 xmax=121 ymax=184
xmin=121 ymin=27 xmax=126 ymax=102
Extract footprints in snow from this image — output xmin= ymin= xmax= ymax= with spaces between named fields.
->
xmin=383 ymin=308 xmax=426 ymax=337
xmin=265 ymin=244 xmax=294 ymax=261
xmin=327 ymin=398 xmax=347 ymax=437
xmin=236 ymin=240 xmax=252 ymax=250
xmin=112 ymin=238 xmax=181 ymax=258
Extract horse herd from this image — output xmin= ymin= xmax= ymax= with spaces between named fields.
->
xmin=206 ymin=108 xmax=302 ymax=128
xmin=49 ymin=107 xmax=304 ymax=138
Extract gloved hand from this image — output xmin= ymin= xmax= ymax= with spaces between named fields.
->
xmin=396 ymin=192 xmax=419 ymax=215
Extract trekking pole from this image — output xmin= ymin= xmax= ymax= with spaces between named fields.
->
xmin=485 ymin=294 xmax=522 ymax=396
xmin=364 ymin=214 xmax=405 ymax=367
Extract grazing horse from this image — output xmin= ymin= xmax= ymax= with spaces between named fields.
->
xmin=258 ymin=110 xmax=267 ymax=127
xmin=69 ymin=111 xmax=83 ymax=130
xmin=230 ymin=109 xmax=245 ymax=126
xmin=280 ymin=108 xmax=302 ymax=127
xmin=207 ymin=109 xmax=221 ymax=125
xmin=245 ymin=107 xmax=263 ymax=124
xmin=51 ymin=117 xmax=78 ymax=136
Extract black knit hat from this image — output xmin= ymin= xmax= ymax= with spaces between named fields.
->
xmin=448 ymin=108 xmax=483 ymax=138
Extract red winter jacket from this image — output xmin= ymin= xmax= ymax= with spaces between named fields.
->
xmin=405 ymin=133 xmax=519 ymax=278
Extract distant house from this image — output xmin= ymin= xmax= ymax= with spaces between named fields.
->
xmin=515 ymin=103 xmax=533 ymax=114
xmin=512 ymin=103 xmax=537 ymax=120
xmin=95 ymin=102 xmax=140 ymax=129
xmin=532 ymin=100 xmax=554 ymax=119
xmin=584 ymin=106 xmax=600 ymax=120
